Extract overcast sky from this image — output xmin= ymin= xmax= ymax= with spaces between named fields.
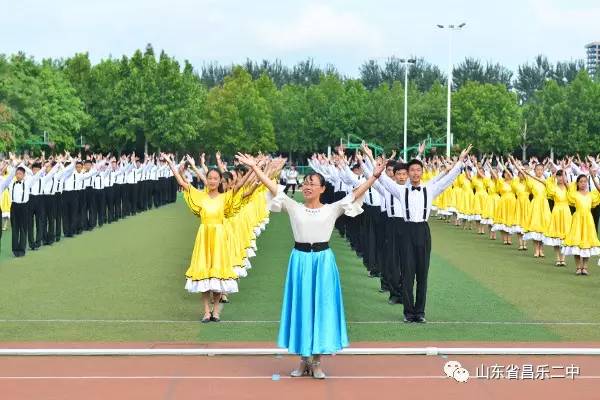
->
xmin=2 ymin=0 xmax=599 ymax=76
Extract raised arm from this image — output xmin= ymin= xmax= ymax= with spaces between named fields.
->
xmin=351 ymin=160 xmax=385 ymax=202
xmin=591 ymin=167 xmax=600 ymax=193
xmin=338 ymin=159 xmax=360 ymax=188
xmin=163 ymin=153 xmax=190 ymax=190
xmin=430 ymin=145 xmax=472 ymax=197
xmin=186 ymin=155 xmax=208 ymax=186
xmin=510 ymin=155 xmax=545 ymax=185
xmin=235 ymin=153 xmax=278 ymax=197
xmin=0 ymin=163 xmax=16 ymax=192
xmin=359 ymin=156 xmax=387 ymax=197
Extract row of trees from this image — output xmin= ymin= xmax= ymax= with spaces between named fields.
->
xmin=1 ymin=44 xmax=599 ymax=159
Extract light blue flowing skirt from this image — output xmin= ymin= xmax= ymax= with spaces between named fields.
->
xmin=277 ymin=248 xmax=349 ymax=357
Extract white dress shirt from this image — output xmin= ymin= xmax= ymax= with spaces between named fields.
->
xmin=378 ymin=161 xmax=464 ymax=223
xmin=268 ymin=185 xmax=364 ymax=243
xmin=9 ymin=166 xmax=43 ymax=204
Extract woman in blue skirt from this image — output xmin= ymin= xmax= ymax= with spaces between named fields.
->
xmin=236 ymin=153 xmax=385 ymax=379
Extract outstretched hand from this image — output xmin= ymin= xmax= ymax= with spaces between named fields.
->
xmin=185 ymin=154 xmax=196 ymax=167
xmin=459 ymin=144 xmax=473 ymax=161
xmin=235 ymin=153 xmax=256 ymax=168
xmin=373 ymin=160 xmax=385 ymax=178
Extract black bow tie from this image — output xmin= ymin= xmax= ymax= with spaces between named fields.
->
xmin=411 ymin=186 xmax=421 ymax=191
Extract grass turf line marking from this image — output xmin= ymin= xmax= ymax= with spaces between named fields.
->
xmin=1 ymin=319 xmax=600 ymax=326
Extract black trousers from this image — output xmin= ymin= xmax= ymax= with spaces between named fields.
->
xmin=78 ymin=189 xmax=86 ymax=233
xmin=386 ymin=217 xmax=406 ymax=300
xmin=401 ymin=222 xmax=431 ymax=319
xmin=28 ymin=195 xmax=44 ymax=249
xmin=135 ymin=182 xmax=143 ymax=212
xmin=152 ymin=180 xmax=160 ymax=208
xmin=105 ymin=186 xmax=115 ymax=223
xmin=378 ymin=213 xmax=390 ymax=290
xmin=54 ymin=192 xmax=63 ymax=242
xmin=11 ymin=202 xmax=29 ymax=257
xmin=85 ymin=187 xmax=96 ymax=230
xmin=138 ymin=181 xmax=148 ymax=211
xmin=127 ymin=184 xmax=138 ymax=216
xmin=93 ymin=189 xmax=106 ymax=227
xmin=346 ymin=211 xmax=363 ymax=254
xmin=146 ymin=180 xmax=153 ymax=208
xmin=158 ymin=178 xmax=167 ymax=206
xmin=77 ymin=190 xmax=85 ymax=233
xmin=62 ymin=190 xmax=78 ymax=237
xmin=41 ymin=194 xmax=56 ymax=245
xmin=170 ymin=176 xmax=177 ymax=202
xmin=114 ymin=184 xmax=124 ymax=219
xmin=284 ymin=183 xmax=297 ymax=195
xmin=361 ymin=205 xmax=379 ymax=273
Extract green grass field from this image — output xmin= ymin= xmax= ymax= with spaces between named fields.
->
xmin=0 ymin=196 xmax=599 ymax=343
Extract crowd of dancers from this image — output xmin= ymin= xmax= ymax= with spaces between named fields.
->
xmin=0 ymin=152 xmax=178 ymax=257
xmin=163 ymin=152 xmax=283 ymax=322
xmin=433 ymin=154 xmax=600 ymax=275
xmin=308 ymin=146 xmax=600 ymax=290
xmin=4 ymin=145 xmax=599 ymax=379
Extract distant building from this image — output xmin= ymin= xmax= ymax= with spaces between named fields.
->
xmin=585 ymin=41 xmax=600 ymax=77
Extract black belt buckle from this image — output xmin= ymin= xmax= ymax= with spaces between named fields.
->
xmin=294 ymin=242 xmax=329 ymax=252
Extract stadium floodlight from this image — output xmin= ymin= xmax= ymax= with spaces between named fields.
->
xmin=436 ymin=22 xmax=467 ymax=157
xmin=398 ymin=58 xmax=417 ymax=160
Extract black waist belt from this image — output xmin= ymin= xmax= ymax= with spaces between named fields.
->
xmin=294 ymin=242 xmax=329 ymax=252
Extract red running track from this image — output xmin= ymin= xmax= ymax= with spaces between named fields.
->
xmin=0 ymin=342 xmax=599 ymax=400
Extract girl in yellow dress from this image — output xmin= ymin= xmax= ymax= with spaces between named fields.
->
xmin=456 ymin=170 xmax=474 ymax=229
xmin=481 ymin=161 xmax=499 ymax=240
xmin=449 ymin=175 xmax=462 ymax=226
xmin=437 ymin=174 xmax=453 ymax=221
xmin=563 ymin=174 xmax=600 ymax=275
xmin=542 ymin=170 xmax=571 ymax=266
xmin=1 ymin=169 xmax=11 ymax=231
xmin=510 ymin=170 xmax=531 ymax=251
xmin=490 ymin=168 xmax=516 ymax=245
xmin=165 ymin=153 xmax=239 ymax=323
xmin=513 ymin=158 xmax=552 ymax=257
xmin=470 ymin=165 xmax=488 ymax=235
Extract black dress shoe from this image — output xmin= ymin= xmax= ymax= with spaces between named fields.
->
xmin=403 ymin=317 xmax=413 ymax=323
xmin=388 ymin=296 xmax=403 ymax=305
xmin=414 ymin=317 xmax=427 ymax=323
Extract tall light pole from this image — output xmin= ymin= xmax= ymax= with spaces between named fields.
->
xmin=437 ymin=22 xmax=466 ymax=157
xmin=400 ymin=58 xmax=416 ymax=160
